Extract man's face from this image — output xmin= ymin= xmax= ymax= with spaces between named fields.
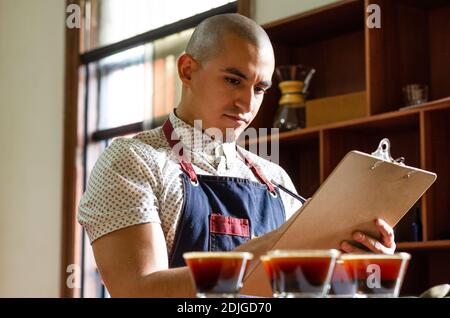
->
xmin=188 ymin=34 xmax=275 ymax=141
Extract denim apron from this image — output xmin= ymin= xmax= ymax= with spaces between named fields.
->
xmin=162 ymin=120 xmax=286 ymax=268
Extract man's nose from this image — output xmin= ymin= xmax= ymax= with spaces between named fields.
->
xmin=235 ymin=87 xmax=254 ymax=113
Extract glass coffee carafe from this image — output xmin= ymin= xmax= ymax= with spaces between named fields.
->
xmin=273 ymin=65 xmax=315 ymax=131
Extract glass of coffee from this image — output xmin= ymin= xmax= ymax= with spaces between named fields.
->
xmin=340 ymin=252 xmax=411 ymax=298
xmin=183 ymin=251 xmax=253 ymax=298
xmin=261 ymin=249 xmax=340 ymax=298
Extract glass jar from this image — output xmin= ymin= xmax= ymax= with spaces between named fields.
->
xmin=273 ymin=65 xmax=315 ymax=131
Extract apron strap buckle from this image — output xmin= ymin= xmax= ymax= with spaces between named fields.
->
xmin=236 ymin=148 xmax=276 ymax=195
xmin=180 ymin=160 xmax=199 ymax=185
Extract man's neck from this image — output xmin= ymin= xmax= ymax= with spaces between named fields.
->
xmin=174 ymin=102 xmax=195 ymax=127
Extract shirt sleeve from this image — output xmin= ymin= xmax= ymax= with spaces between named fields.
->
xmin=77 ymin=138 xmax=161 ymax=244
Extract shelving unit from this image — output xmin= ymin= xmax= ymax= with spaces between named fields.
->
xmin=247 ymin=0 xmax=450 ymax=295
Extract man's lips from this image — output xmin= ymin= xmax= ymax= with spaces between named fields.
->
xmin=223 ymin=114 xmax=249 ymax=124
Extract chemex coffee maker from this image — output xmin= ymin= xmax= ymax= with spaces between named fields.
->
xmin=273 ymin=64 xmax=315 ymax=131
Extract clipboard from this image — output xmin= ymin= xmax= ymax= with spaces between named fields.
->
xmin=241 ymin=138 xmax=437 ymax=297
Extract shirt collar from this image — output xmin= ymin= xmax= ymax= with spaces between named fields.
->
xmin=168 ymin=111 xmax=237 ymax=166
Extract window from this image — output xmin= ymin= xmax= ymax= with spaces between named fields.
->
xmin=82 ymin=0 xmax=236 ymax=51
xmin=66 ymin=0 xmax=239 ymax=298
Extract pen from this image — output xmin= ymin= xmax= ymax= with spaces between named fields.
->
xmin=271 ymin=179 xmax=307 ymax=204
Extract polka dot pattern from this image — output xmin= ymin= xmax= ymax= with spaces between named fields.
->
xmin=78 ymin=112 xmax=303 ymax=254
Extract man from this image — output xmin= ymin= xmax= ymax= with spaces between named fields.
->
xmin=78 ymin=13 xmax=396 ymax=297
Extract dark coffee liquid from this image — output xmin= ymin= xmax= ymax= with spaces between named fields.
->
xmin=186 ymin=257 xmax=247 ymax=294
xmin=265 ymin=257 xmax=334 ymax=294
xmin=346 ymin=258 xmax=404 ymax=295
xmin=262 ymin=259 xmax=277 ymax=292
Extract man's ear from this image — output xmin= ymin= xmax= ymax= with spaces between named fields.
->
xmin=177 ymin=53 xmax=199 ymax=86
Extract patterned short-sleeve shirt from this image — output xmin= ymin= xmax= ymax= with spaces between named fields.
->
xmin=77 ymin=112 xmax=303 ymax=253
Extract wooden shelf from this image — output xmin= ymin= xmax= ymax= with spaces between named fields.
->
xmin=251 ymin=0 xmax=450 ymax=296
xmin=263 ymin=0 xmax=364 ymax=46
xmin=367 ymin=0 xmax=450 ymax=114
xmin=245 ymin=96 xmax=450 ymax=145
xmin=397 ymin=240 xmax=450 ymax=250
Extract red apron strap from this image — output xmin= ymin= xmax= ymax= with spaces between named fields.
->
xmin=163 ymin=119 xmax=184 ymax=156
xmin=236 ymin=148 xmax=276 ymax=194
xmin=163 ymin=120 xmax=198 ymax=183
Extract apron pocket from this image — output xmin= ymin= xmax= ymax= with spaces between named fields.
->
xmin=209 ymin=213 xmax=250 ymax=251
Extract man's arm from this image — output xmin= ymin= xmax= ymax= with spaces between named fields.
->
xmin=92 ymin=223 xmax=195 ymax=297
xmin=92 ymin=221 xmax=286 ymax=297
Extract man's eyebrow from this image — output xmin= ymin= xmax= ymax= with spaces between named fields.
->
xmin=259 ymin=80 xmax=272 ymax=88
xmin=223 ymin=67 xmax=248 ymax=80
xmin=222 ymin=67 xmax=272 ymax=88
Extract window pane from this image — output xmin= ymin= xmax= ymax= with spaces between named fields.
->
xmin=152 ymin=29 xmax=193 ymax=118
xmin=90 ymin=28 xmax=192 ymax=130
xmin=83 ymin=0 xmax=235 ymax=52
xmin=95 ymin=45 xmax=152 ymax=129
xmin=81 ymin=231 xmax=105 ymax=298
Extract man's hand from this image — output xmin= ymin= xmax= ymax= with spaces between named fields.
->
xmin=340 ymin=219 xmax=396 ymax=255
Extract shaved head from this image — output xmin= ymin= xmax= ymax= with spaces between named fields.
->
xmin=185 ymin=13 xmax=273 ymax=64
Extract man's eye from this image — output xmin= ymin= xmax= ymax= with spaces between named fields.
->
xmin=255 ymin=87 xmax=268 ymax=95
xmin=225 ymin=77 xmax=240 ymax=86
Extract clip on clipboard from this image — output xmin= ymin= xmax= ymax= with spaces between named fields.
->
xmin=241 ymin=138 xmax=437 ymax=297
